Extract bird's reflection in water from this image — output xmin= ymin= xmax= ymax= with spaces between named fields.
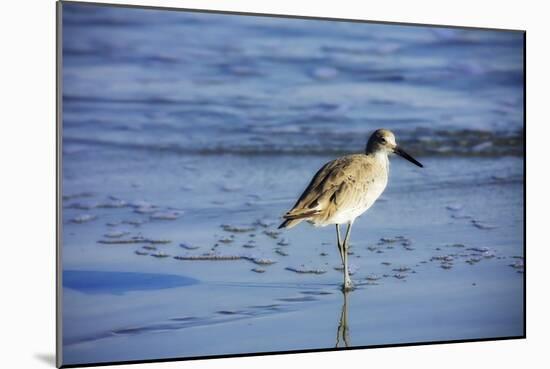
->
xmin=335 ymin=290 xmax=351 ymax=348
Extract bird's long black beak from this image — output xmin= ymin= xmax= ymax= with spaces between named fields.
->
xmin=394 ymin=146 xmax=423 ymax=168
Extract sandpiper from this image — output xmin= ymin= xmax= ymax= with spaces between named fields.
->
xmin=278 ymin=129 xmax=423 ymax=291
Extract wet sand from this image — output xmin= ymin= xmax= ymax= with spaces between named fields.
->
xmin=59 ymin=4 xmax=524 ymax=365
xmin=61 ymin=149 xmax=524 ymax=365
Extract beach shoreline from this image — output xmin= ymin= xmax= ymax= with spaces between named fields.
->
xmin=61 ymin=150 xmax=524 ymax=365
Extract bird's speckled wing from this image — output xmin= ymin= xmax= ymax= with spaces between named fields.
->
xmin=284 ymin=154 xmax=377 ymax=220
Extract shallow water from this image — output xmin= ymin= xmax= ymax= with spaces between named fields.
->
xmin=61 ymin=151 xmax=524 ymax=365
xmin=60 ymin=3 xmax=524 ymax=366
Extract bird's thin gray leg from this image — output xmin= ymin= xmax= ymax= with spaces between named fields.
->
xmin=336 ymin=224 xmax=344 ymax=266
xmin=342 ymin=221 xmax=354 ymax=291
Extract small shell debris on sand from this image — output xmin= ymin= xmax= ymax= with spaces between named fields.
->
xmin=218 ymin=237 xmax=234 ymax=244
xmin=365 ymin=274 xmax=381 ymax=281
xmin=97 ymin=198 xmax=128 ymax=209
xmin=174 ymin=254 xmax=242 ymax=261
xmin=446 ymin=204 xmax=463 ymax=212
xmin=446 ymin=243 xmax=465 ymax=248
xmin=122 ymin=219 xmax=147 ymax=227
xmin=221 ymin=224 xmax=255 ymax=233
xmin=147 ymin=238 xmax=173 ymax=244
xmin=151 ymin=252 xmax=171 ymax=258
xmin=65 ymin=202 xmax=97 ymax=210
xmin=98 ymin=236 xmax=171 ymax=245
xmin=393 ymin=274 xmax=407 ymax=280
xmin=377 ymin=235 xmax=408 ymax=245
xmin=392 ymin=266 xmax=411 ymax=273
xmin=430 ymin=256 xmax=454 ymax=262
xmin=129 ymin=200 xmax=154 ymax=209
xmin=465 ymin=257 xmax=481 ymax=265
xmin=253 ymin=219 xmax=276 ymax=228
xmin=263 ymin=230 xmax=281 ymax=239
xmin=275 ymin=248 xmax=289 ymax=256
xmin=471 ymin=220 xmax=497 ymax=230
xmin=451 ymin=213 xmax=473 ymax=220
xmin=466 ymin=247 xmax=497 ymax=259
xmin=134 ymin=206 xmax=158 ymax=214
xmin=430 ymin=255 xmax=455 ymax=269
xmin=173 ymin=253 xmax=276 ymax=266
xmin=285 ymin=266 xmax=326 ymax=275
xmin=150 ymin=211 xmax=182 ymax=220
xmin=466 ymin=246 xmax=489 ymax=253
xmin=216 ymin=310 xmax=247 ymax=316
xmin=277 ymin=239 xmax=290 ymax=246
xmin=220 ymin=184 xmax=242 ymax=192
xmin=300 ymin=290 xmax=332 ymax=296
xmin=128 ymin=200 xmax=159 ymax=215
xmin=179 ymin=243 xmax=199 ymax=250
xmin=63 ymin=192 xmax=95 ymax=201
xmin=242 ymin=242 xmax=256 ymax=248
xmin=446 ymin=204 xmax=474 ymax=220
xmin=135 ymin=250 xmax=149 ymax=256
xmin=378 ymin=237 xmax=397 ymax=245
xmin=104 ymin=231 xmax=130 ymax=239
xmin=71 ymin=214 xmax=97 ymax=224
xmin=251 ymin=268 xmax=266 ymax=274
xmin=248 ymin=257 xmax=276 ymax=265
xmin=509 ymin=259 xmax=524 ymax=273
xmin=482 ymin=250 xmax=496 ymax=258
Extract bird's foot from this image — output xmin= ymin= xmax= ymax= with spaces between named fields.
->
xmin=341 ymin=279 xmax=354 ymax=292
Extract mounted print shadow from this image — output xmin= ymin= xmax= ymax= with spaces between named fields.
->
xmin=57 ymin=1 xmax=525 ymax=367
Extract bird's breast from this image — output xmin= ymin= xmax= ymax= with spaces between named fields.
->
xmin=360 ymin=174 xmax=387 ymax=208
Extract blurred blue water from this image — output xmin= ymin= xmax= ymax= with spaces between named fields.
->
xmin=62 ymin=3 xmax=524 ymax=157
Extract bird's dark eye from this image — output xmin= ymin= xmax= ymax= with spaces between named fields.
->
xmin=380 ymin=138 xmax=386 ymax=144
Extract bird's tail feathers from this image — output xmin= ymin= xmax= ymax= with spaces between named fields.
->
xmin=278 ymin=209 xmax=320 ymax=229
xmin=278 ymin=218 xmax=302 ymax=229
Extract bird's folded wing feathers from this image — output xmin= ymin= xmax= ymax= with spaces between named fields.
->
xmin=284 ymin=156 xmax=368 ymax=217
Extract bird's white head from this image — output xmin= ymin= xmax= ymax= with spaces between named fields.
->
xmin=366 ymin=129 xmax=423 ymax=168
xmin=366 ymin=129 xmax=396 ymax=154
